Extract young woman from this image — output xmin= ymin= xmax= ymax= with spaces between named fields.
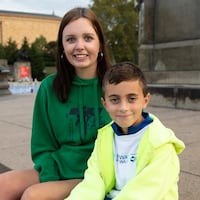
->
xmin=0 ymin=7 xmax=111 ymax=200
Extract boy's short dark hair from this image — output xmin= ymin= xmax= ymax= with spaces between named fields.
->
xmin=102 ymin=62 xmax=149 ymax=97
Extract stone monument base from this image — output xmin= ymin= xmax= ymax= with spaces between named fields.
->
xmin=0 ymin=66 xmax=10 ymax=96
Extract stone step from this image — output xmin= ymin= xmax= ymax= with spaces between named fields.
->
xmin=148 ymin=84 xmax=200 ymax=110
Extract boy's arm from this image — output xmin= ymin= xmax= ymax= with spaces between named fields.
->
xmin=65 ymin=140 xmax=106 ymax=200
xmin=114 ymin=143 xmax=180 ymax=200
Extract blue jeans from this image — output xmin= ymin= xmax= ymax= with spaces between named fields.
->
xmin=104 ymin=197 xmax=112 ymax=200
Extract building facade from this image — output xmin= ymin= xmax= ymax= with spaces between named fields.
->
xmin=0 ymin=10 xmax=61 ymax=48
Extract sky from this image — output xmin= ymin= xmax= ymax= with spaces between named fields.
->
xmin=0 ymin=0 xmax=92 ymax=17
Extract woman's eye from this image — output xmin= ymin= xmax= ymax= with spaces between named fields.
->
xmin=84 ymin=35 xmax=93 ymax=41
xmin=66 ymin=37 xmax=75 ymax=43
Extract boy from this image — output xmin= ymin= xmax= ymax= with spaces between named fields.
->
xmin=65 ymin=62 xmax=185 ymax=200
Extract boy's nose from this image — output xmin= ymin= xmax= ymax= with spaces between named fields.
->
xmin=119 ymin=101 xmax=129 ymax=112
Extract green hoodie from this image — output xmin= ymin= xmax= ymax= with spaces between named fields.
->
xmin=31 ymin=73 xmax=111 ymax=182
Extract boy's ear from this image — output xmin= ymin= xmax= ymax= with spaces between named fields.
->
xmin=143 ymin=93 xmax=151 ymax=109
xmin=101 ymin=97 xmax=106 ymax=108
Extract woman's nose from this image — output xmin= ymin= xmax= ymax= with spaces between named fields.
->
xmin=75 ymin=39 xmax=84 ymax=49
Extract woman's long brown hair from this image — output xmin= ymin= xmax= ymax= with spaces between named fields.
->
xmin=53 ymin=7 xmax=110 ymax=102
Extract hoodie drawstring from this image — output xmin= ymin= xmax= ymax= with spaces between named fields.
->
xmin=79 ymin=85 xmax=85 ymax=141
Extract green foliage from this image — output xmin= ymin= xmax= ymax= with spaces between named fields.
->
xmin=16 ymin=37 xmax=30 ymax=61
xmin=44 ymin=41 xmax=57 ymax=67
xmin=4 ymin=38 xmax=18 ymax=64
xmin=90 ymin=0 xmax=139 ymax=63
xmin=0 ymin=35 xmax=57 ymax=81
xmin=0 ymin=44 xmax=5 ymax=59
xmin=20 ymin=37 xmax=30 ymax=52
xmin=29 ymin=36 xmax=47 ymax=81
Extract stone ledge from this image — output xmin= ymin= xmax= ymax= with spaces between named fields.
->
xmin=148 ymin=84 xmax=200 ymax=110
xmin=144 ymin=71 xmax=200 ymax=85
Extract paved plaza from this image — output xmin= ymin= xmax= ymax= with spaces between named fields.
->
xmin=0 ymin=94 xmax=199 ymax=200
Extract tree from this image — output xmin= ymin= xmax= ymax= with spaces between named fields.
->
xmin=29 ymin=36 xmax=47 ymax=80
xmin=90 ymin=0 xmax=138 ymax=63
xmin=0 ymin=35 xmax=57 ymax=80
xmin=44 ymin=41 xmax=57 ymax=67
xmin=0 ymin=44 xmax=5 ymax=59
xmin=17 ymin=37 xmax=30 ymax=61
xmin=4 ymin=38 xmax=18 ymax=64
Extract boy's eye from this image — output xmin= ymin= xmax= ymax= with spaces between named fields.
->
xmin=110 ymin=98 xmax=119 ymax=104
xmin=128 ymin=96 xmax=136 ymax=102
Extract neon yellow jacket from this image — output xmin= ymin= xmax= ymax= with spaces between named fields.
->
xmin=66 ymin=114 xmax=185 ymax=200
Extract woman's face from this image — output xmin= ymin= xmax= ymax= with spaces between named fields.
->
xmin=62 ymin=18 xmax=100 ymax=79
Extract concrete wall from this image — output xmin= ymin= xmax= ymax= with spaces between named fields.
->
xmin=138 ymin=0 xmax=200 ymax=72
xmin=137 ymin=0 xmax=200 ymax=110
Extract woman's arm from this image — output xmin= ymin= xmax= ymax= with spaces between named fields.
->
xmin=31 ymin=82 xmax=60 ymax=182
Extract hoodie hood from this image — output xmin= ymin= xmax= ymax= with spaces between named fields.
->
xmin=147 ymin=113 xmax=185 ymax=154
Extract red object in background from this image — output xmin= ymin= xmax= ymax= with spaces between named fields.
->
xmin=19 ymin=66 xmax=30 ymax=78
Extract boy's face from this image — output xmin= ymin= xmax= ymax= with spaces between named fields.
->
xmin=101 ymin=80 xmax=150 ymax=134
